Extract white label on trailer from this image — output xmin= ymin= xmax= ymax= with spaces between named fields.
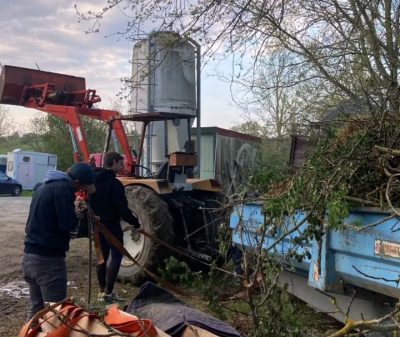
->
xmin=313 ymin=262 xmax=320 ymax=282
xmin=76 ymin=127 xmax=83 ymax=142
xmin=375 ymin=240 xmax=400 ymax=258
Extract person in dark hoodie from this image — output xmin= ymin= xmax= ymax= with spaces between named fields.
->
xmin=23 ymin=163 xmax=95 ymax=319
xmin=89 ymin=151 xmax=140 ymax=302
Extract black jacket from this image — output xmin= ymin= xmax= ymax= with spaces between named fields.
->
xmin=24 ymin=177 xmax=78 ymax=257
xmin=89 ymin=168 xmax=139 ymax=229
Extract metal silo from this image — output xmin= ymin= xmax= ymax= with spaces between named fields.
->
xmin=130 ymin=32 xmax=200 ymax=172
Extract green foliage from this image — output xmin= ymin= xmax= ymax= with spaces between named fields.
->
xmin=82 ymin=117 xmax=108 ymax=153
xmin=0 ymin=114 xmax=108 ymax=170
xmin=0 ymin=132 xmax=38 ymax=154
xmin=159 ymin=256 xmax=194 ymax=284
xmin=231 ymin=121 xmax=265 ymax=137
xmin=30 ymin=115 xmax=75 ymax=170
xmin=255 ymin=288 xmax=301 ymax=337
xmin=248 ymin=138 xmax=291 ymax=192
xmin=30 ymin=115 xmax=107 ymax=170
xmin=326 ymin=187 xmax=349 ymax=229
xmin=21 ymin=190 xmax=33 ymax=197
xmin=160 ymin=257 xmax=236 ymax=297
xmin=260 ymin=113 xmax=400 ymax=240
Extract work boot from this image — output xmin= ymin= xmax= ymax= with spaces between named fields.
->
xmin=103 ymin=290 xmax=122 ymax=302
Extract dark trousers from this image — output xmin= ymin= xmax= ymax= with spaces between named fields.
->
xmin=22 ymin=253 xmax=67 ymax=319
xmin=96 ymin=228 xmax=123 ymax=294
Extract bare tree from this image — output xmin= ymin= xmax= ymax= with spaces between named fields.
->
xmin=77 ymin=0 xmax=400 ymax=113
xmin=234 ymin=49 xmax=323 ymax=138
xmin=0 ymin=106 xmax=14 ymax=137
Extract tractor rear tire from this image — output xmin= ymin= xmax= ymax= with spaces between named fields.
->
xmin=118 ymin=185 xmax=174 ymax=285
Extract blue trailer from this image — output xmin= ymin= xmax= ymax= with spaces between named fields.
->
xmin=230 ymin=203 xmax=400 ymax=322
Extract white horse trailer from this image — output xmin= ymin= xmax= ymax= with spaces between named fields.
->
xmin=6 ymin=150 xmax=57 ymax=190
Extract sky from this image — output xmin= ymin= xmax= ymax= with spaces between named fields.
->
xmin=0 ymin=0 xmax=243 ymax=133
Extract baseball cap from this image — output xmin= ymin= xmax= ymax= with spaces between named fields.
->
xmin=68 ymin=163 xmax=96 ymax=194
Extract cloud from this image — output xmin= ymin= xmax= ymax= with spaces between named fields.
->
xmin=0 ymin=0 xmax=242 ymax=130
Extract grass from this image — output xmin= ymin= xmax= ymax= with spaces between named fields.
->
xmin=0 ymin=191 xmax=32 ymax=197
xmin=21 ymin=190 xmax=33 ymax=197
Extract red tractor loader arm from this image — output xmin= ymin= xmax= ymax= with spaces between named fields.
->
xmin=0 ymin=65 xmax=135 ymax=172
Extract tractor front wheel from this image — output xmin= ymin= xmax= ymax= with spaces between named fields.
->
xmin=119 ymin=185 xmax=174 ymax=285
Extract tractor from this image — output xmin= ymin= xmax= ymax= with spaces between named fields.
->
xmin=0 ymin=64 xmax=228 ymax=285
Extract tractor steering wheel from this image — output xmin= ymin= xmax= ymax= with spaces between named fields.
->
xmin=133 ymin=165 xmax=153 ymax=178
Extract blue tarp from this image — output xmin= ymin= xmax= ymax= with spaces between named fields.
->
xmin=126 ymin=282 xmax=241 ymax=337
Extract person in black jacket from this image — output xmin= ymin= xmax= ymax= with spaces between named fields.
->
xmin=23 ymin=163 xmax=95 ymax=319
xmin=89 ymin=151 xmax=140 ymax=301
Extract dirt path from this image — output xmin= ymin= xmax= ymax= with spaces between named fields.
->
xmin=0 ymin=197 xmax=30 ymax=336
xmin=0 ymin=196 xmax=139 ymax=336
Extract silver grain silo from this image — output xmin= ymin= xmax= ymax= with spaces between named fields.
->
xmin=130 ymin=32 xmax=200 ymax=172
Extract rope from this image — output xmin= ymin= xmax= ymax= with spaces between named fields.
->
xmin=87 ymin=214 xmax=93 ymax=305
xmin=86 ymin=207 xmax=190 ymax=297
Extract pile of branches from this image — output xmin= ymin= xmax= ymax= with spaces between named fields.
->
xmin=263 ymin=111 xmax=400 ymax=230
xmin=324 ymin=114 xmax=400 ymax=208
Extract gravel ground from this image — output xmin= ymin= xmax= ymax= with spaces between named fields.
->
xmin=0 ymin=197 xmax=30 ymax=336
xmin=0 ymin=196 xmax=139 ymax=336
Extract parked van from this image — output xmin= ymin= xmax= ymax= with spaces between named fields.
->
xmin=0 ymin=155 xmax=6 ymax=173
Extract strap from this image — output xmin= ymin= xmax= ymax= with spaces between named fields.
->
xmin=104 ymin=306 xmax=158 ymax=337
xmin=87 ymin=208 xmax=188 ymax=297
xmin=93 ymin=221 xmax=105 ymax=264
xmin=45 ymin=312 xmax=96 ymax=337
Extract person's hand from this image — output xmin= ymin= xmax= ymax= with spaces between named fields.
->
xmin=130 ymin=226 xmax=143 ymax=241
xmin=75 ymin=199 xmax=88 ymax=212
xmin=74 ymin=198 xmax=88 ymax=219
